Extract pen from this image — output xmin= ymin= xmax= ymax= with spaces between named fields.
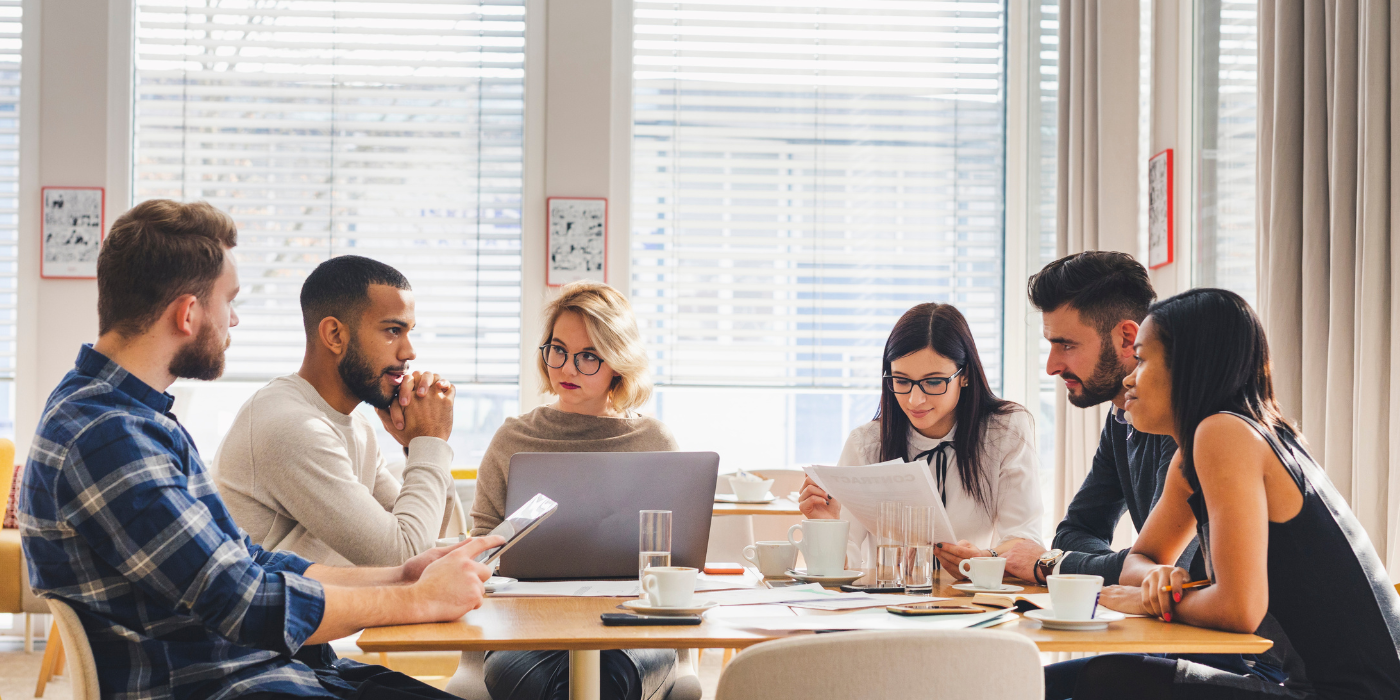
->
xmin=1159 ymin=579 xmax=1211 ymax=593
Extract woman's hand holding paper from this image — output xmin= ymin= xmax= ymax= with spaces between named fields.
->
xmin=797 ymin=476 xmax=842 ymax=520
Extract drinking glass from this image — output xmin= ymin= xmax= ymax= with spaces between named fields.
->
xmin=875 ymin=501 xmax=904 ymax=587
xmin=639 ymin=510 xmax=672 ymax=598
xmin=902 ymin=505 xmax=935 ymax=592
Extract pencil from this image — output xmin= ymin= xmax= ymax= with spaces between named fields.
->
xmin=1159 ymin=579 xmax=1211 ymax=593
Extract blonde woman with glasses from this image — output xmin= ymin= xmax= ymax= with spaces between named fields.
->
xmin=466 ymin=280 xmax=683 ymax=700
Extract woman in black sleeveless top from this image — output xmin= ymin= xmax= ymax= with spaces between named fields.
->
xmin=1066 ymin=288 xmax=1400 ymax=700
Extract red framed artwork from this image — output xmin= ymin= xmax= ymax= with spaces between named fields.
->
xmin=41 ymin=186 xmax=106 ymax=279
xmin=546 ymin=197 xmax=608 ymax=287
xmin=1148 ymin=149 xmax=1174 ymax=270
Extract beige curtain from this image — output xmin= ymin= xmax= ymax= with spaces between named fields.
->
xmin=1052 ymin=0 xmax=1141 ymax=521
xmin=1257 ymin=0 xmax=1400 ymax=574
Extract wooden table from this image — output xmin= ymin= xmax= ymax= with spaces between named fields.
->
xmin=712 ymin=497 xmax=803 ymax=516
xmin=358 ymin=572 xmax=1270 ymax=698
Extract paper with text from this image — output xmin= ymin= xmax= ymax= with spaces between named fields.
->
xmin=804 ymin=459 xmax=958 ymax=543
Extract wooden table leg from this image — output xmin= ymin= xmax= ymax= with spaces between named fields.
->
xmin=568 ymin=650 xmax=600 ymax=700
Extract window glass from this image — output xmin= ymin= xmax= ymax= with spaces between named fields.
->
xmin=0 ymin=0 xmax=17 ymax=441
xmin=133 ymin=0 xmax=525 ymax=463
xmin=1194 ymin=0 xmax=1257 ymax=306
xmin=632 ymin=0 xmax=1006 ymax=470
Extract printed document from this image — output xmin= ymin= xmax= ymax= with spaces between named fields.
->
xmin=804 ymin=459 xmax=958 ymax=543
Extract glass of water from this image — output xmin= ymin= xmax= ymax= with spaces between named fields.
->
xmin=639 ymin=510 xmax=672 ymax=599
xmin=875 ymin=501 xmax=904 ymax=587
xmin=902 ymin=505 xmax=935 ymax=592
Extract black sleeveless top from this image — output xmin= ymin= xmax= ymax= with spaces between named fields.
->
xmin=1185 ymin=413 xmax=1400 ymax=700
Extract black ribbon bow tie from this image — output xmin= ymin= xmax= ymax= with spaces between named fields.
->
xmin=913 ymin=442 xmax=954 ymax=506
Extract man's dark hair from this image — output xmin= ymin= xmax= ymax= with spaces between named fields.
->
xmin=1027 ymin=251 xmax=1156 ymax=336
xmin=300 ymin=255 xmax=411 ymax=337
xmin=98 ymin=199 xmax=239 ymax=337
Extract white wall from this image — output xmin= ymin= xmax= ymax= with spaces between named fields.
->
xmin=1146 ymin=0 xmax=1194 ymax=298
xmin=519 ymin=0 xmax=633 ymax=412
xmin=15 ymin=0 xmax=125 ymax=457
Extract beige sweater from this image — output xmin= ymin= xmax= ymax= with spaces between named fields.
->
xmin=470 ymin=405 xmax=679 ymax=536
xmin=213 ymin=374 xmax=457 ymax=567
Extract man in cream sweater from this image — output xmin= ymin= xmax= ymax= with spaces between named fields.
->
xmin=214 ymin=255 xmax=461 ymax=567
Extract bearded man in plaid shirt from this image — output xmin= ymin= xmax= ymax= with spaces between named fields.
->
xmin=17 ymin=199 xmax=503 ymax=700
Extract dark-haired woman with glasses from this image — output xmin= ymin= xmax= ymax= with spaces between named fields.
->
xmin=463 ymin=280 xmax=683 ymax=700
xmin=798 ymin=303 xmax=1043 ymax=576
xmin=1067 ymin=288 xmax=1400 ymax=700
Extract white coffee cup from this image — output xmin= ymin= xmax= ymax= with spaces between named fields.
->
xmin=787 ymin=519 xmax=849 ymax=576
xmin=1047 ymin=574 xmax=1104 ymax=620
xmin=958 ymin=556 xmax=1007 ymax=589
xmin=742 ymin=540 xmax=798 ymax=578
xmin=641 ymin=566 xmax=698 ymax=608
xmin=729 ymin=476 xmax=775 ymax=502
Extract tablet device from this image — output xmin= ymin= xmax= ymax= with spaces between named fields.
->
xmin=475 ymin=493 xmax=558 ymax=565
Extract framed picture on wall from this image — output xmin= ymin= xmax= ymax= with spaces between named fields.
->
xmin=41 ymin=186 xmax=106 ymax=279
xmin=546 ymin=197 xmax=608 ymax=286
xmin=1148 ymin=149 xmax=1174 ymax=270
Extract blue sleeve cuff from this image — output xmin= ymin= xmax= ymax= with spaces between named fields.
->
xmin=279 ymin=573 xmax=325 ymax=655
xmin=249 ymin=542 xmax=315 ymax=575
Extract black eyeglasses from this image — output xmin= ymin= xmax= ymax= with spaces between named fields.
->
xmin=883 ymin=367 xmax=965 ymax=396
xmin=539 ymin=344 xmax=604 ymax=376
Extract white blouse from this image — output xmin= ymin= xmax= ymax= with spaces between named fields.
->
xmin=836 ymin=409 xmax=1044 ymax=568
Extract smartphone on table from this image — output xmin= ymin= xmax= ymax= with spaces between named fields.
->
xmin=601 ymin=613 xmax=702 ymax=626
xmin=474 ymin=493 xmax=558 ymax=565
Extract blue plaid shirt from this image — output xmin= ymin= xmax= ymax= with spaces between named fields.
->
xmin=19 ymin=346 xmax=334 ymax=700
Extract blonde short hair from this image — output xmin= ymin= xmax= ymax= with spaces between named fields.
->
xmin=538 ymin=281 xmax=653 ymax=412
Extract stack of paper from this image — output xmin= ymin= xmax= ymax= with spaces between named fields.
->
xmin=702 ymin=584 xmax=940 ymax=610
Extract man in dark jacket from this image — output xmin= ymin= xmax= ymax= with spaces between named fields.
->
xmin=1004 ymin=252 xmax=1290 ymax=699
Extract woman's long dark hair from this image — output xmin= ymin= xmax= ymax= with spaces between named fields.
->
xmin=1146 ymin=288 xmax=1292 ymax=482
xmin=876 ymin=303 xmax=1019 ymax=511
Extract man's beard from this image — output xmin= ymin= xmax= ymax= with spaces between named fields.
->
xmin=168 ymin=320 xmax=229 ymax=381
xmin=1063 ymin=335 xmax=1128 ymax=408
xmin=339 ymin=337 xmax=402 ymax=410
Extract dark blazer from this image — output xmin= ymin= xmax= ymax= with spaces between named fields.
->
xmin=1052 ymin=408 xmax=1200 ymax=584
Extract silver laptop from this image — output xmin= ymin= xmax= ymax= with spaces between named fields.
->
xmin=496 ymin=451 xmax=720 ymax=580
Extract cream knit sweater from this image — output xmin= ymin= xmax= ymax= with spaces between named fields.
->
xmin=470 ymin=405 xmax=678 ymax=536
xmin=213 ymin=374 xmax=457 ymax=567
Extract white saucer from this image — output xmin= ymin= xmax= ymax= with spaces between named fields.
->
xmin=484 ymin=576 xmax=516 ymax=593
xmin=621 ymin=599 xmax=718 ymax=615
xmin=714 ymin=493 xmax=776 ymax=504
xmin=786 ymin=569 xmax=864 ymax=585
xmin=1023 ymin=608 xmax=1125 ymax=630
xmin=951 ymin=582 xmax=1025 ymax=594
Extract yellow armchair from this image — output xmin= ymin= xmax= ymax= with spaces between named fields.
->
xmin=0 ymin=437 xmax=47 ymax=653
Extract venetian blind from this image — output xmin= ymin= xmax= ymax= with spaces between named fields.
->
xmin=0 ymin=0 xmax=17 ymax=382
xmin=133 ymin=0 xmax=525 ymax=383
xmin=1196 ymin=0 xmax=1257 ymax=306
xmin=632 ymin=0 xmax=1006 ymax=389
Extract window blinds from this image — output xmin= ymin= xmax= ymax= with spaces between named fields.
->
xmin=632 ymin=0 xmax=1006 ymax=390
xmin=0 ymin=0 xmax=16 ymax=381
xmin=1196 ymin=0 xmax=1257 ymax=305
xmin=133 ymin=0 xmax=525 ymax=383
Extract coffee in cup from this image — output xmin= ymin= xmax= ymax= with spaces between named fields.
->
xmin=787 ymin=519 xmax=849 ymax=576
xmin=742 ymin=540 xmax=798 ymax=578
xmin=958 ymin=556 xmax=1007 ymax=589
xmin=641 ymin=566 xmax=698 ymax=607
xmin=1047 ymin=574 xmax=1103 ymax=620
